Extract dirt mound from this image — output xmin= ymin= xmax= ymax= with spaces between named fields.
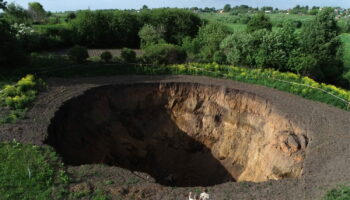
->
xmin=1 ymin=75 xmax=349 ymax=200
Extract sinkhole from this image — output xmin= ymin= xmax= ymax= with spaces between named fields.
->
xmin=45 ymin=83 xmax=308 ymax=187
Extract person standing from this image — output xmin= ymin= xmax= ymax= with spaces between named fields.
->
xmin=199 ymin=189 xmax=209 ymax=200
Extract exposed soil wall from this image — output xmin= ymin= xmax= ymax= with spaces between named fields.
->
xmin=46 ymin=83 xmax=307 ymax=187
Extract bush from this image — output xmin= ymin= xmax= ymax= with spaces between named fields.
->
xmin=246 ymin=12 xmax=272 ymax=32
xmin=213 ymin=51 xmax=227 ymax=64
xmin=100 ymin=51 xmax=112 ymax=62
xmin=0 ymin=74 xmax=45 ymax=110
xmin=0 ymin=19 xmax=27 ymax=67
xmin=143 ymin=43 xmax=187 ymax=64
xmin=67 ymin=46 xmax=89 ymax=63
xmin=120 ymin=48 xmax=136 ymax=63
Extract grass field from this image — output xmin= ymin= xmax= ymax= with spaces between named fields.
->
xmin=267 ymin=13 xmax=315 ymax=26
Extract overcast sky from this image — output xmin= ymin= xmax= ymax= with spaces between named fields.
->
xmin=8 ymin=0 xmax=350 ymax=12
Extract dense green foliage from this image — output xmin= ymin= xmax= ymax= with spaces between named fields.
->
xmin=67 ymin=46 xmax=89 ymax=63
xmin=120 ymin=48 xmax=136 ymax=63
xmin=138 ymin=24 xmax=165 ymax=48
xmin=0 ymin=141 xmax=69 ymax=199
xmin=70 ymin=8 xmax=202 ymax=48
xmin=0 ymin=19 xmax=27 ymax=67
xmin=0 ymin=0 xmax=7 ymax=10
xmin=186 ymin=22 xmax=230 ymax=62
xmin=324 ymin=185 xmax=350 ymax=200
xmin=143 ymin=43 xmax=187 ymax=64
xmin=246 ymin=12 xmax=272 ymax=32
xmin=2 ymin=3 xmax=31 ymax=24
xmin=71 ymin=10 xmax=140 ymax=48
xmin=299 ymin=8 xmax=344 ymax=83
xmin=0 ymin=74 xmax=45 ymax=123
xmin=28 ymin=2 xmax=46 ymax=24
xmin=140 ymin=8 xmax=202 ymax=45
xmin=218 ymin=8 xmax=347 ymax=86
xmin=100 ymin=51 xmax=112 ymax=63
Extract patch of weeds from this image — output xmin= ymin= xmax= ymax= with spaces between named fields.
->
xmin=0 ymin=141 xmax=69 ymax=200
xmin=323 ymin=185 xmax=350 ymax=200
xmin=70 ymin=190 xmax=90 ymax=199
xmin=92 ymin=189 xmax=110 ymax=200
xmin=105 ymin=180 xmax=114 ymax=185
xmin=0 ymin=109 xmax=26 ymax=124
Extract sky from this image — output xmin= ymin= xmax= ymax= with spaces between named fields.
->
xmin=8 ymin=0 xmax=350 ymax=12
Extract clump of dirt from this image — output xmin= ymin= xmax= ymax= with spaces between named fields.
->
xmin=45 ymin=83 xmax=307 ymax=187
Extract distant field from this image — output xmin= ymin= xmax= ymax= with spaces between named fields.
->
xmin=267 ymin=13 xmax=315 ymax=26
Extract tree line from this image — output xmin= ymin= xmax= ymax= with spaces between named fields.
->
xmin=0 ymin=2 xmax=348 ymax=87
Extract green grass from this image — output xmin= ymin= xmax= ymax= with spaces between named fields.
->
xmin=0 ymin=141 xmax=69 ymax=200
xmin=6 ymin=61 xmax=348 ymax=111
xmin=324 ymin=185 xmax=350 ymax=200
xmin=267 ymin=13 xmax=315 ymax=26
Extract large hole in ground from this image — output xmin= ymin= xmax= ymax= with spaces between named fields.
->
xmin=45 ymin=83 xmax=308 ymax=187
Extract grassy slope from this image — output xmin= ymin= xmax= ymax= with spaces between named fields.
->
xmin=0 ymin=142 xmax=69 ymax=200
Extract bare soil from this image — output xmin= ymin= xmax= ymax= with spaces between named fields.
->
xmin=0 ymin=75 xmax=349 ymax=200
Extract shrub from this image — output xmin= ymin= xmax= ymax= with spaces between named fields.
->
xmin=67 ymin=46 xmax=89 ymax=63
xmin=246 ymin=12 xmax=272 ymax=33
xmin=143 ymin=43 xmax=187 ymax=64
xmin=0 ymin=75 xmax=45 ymax=110
xmin=120 ymin=48 xmax=136 ymax=63
xmin=100 ymin=51 xmax=112 ymax=62
xmin=0 ymin=19 xmax=27 ymax=67
xmin=213 ymin=51 xmax=227 ymax=64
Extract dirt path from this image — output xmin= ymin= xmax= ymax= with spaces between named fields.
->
xmin=0 ymin=75 xmax=349 ymax=200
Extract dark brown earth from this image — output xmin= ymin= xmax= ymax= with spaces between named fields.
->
xmin=0 ymin=75 xmax=349 ymax=200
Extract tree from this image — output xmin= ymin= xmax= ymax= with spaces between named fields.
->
xmin=223 ymin=4 xmax=231 ymax=12
xmin=138 ymin=24 xmax=165 ymax=48
xmin=246 ymin=12 xmax=272 ymax=33
xmin=3 ymin=3 xmax=31 ymax=24
xmin=67 ymin=46 xmax=89 ymax=63
xmin=300 ymin=7 xmax=344 ymax=82
xmin=140 ymin=8 xmax=202 ymax=45
xmin=0 ymin=19 xmax=27 ymax=67
xmin=0 ymin=0 xmax=7 ymax=10
xmin=100 ymin=51 xmax=112 ymax=62
xmin=28 ymin=2 xmax=46 ymax=24
xmin=255 ymin=23 xmax=298 ymax=70
xmin=120 ymin=48 xmax=136 ymax=63
xmin=194 ymin=22 xmax=230 ymax=62
xmin=65 ymin=12 xmax=76 ymax=22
